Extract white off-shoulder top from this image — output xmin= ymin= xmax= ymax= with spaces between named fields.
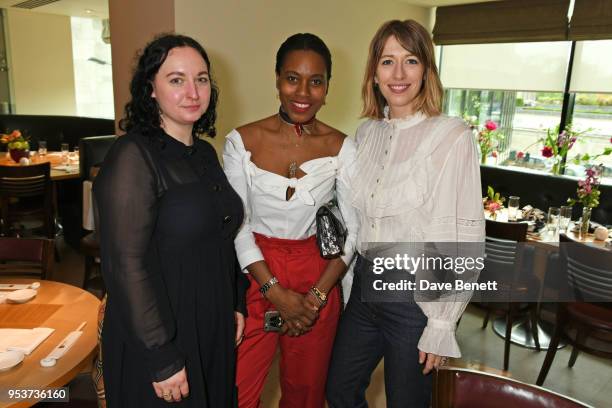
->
xmin=350 ymin=112 xmax=485 ymax=358
xmin=223 ymin=129 xmax=359 ymax=272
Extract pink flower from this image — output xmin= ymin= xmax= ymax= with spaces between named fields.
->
xmin=610 ymin=136 xmax=612 ymax=144
xmin=516 ymin=151 xmax=525 ymax=159
xmin=485 ymin=120 xmax=498 ymax=131
xmin=541 ymin=146 xmax=554 ymax=158
xmin=586 ymin=168 xmax=595 ymax=178
xmin=488 ymin=202 xmax=501 ymax=213
xmin=492 ymin=151 xmax=498 ymax=158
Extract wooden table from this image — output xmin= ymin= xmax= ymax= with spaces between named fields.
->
xmin=0 ymin=279 xmax=100 ymax=408
xmin=0 ymin=152 xmax=80 ymax=181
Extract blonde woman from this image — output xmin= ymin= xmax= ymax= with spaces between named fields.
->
xmin=326 ymin=20 xmax=484 ymax=407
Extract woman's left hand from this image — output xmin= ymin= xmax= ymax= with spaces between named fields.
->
xmin=235 ymin=311 xmax=245 ymax=346
xmin=418 ymin=351 xmax=448 ymax=374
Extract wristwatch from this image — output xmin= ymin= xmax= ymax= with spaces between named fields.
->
xmin=259 ymin=277 xmax=279 ymax=297
xmin=310 ymin=286 xmax=328 ymax=306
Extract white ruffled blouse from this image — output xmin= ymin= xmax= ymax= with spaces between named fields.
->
xmin=223 ymin=129 xmax=359 ymax=270
xmin=350 ymin=112 xmax=485 ymax=358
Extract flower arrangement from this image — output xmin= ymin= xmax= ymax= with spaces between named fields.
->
xmin=0 ymin=130 xmax=29 ymax=151
xmin=476 ymin=120 xmax=503 ymax=164
xmin=568 ymin=165 xmax=602 ymax=209
xmin=483 ymin=185 xmax=505 ymax=218
xmin=540 ymin=124 xmax=590 ymax=175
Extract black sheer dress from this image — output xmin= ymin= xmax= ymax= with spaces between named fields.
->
xmin=93 ymin=128 xmax=247 ymax=407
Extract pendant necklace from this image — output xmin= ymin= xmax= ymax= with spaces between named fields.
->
xmin=278 ymin=107 xmax=315 ymax=179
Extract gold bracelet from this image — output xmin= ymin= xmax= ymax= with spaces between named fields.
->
xmin=309 ymin=286 xmax=328 ymax=307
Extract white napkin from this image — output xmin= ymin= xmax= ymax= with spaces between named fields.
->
xmin=0 ymin=328 xmax=54 ymax=355
xmin=83 ymin=180 xmax=95 ymax=231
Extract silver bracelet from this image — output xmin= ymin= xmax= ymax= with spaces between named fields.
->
xmin=259 ymin=277 xmax=279 ymax=297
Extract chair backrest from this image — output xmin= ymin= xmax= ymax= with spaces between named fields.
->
xmin=0 ymin=162 xmax=51 ymax=198
xmin=79 ymin=135 xmax=116 ymax=181
xmin=560 ymin=234 xmax=612 ymax=301
xmin=483 ymin=219 xmax=528 ymax=278
xmin=0 ymin=237 xmax=54 ymax=279
xmin=433 ymin=367 xmax=593 ymax=408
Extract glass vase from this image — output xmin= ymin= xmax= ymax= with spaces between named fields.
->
xmin=579 ymin=207 xmax=592 ymax=239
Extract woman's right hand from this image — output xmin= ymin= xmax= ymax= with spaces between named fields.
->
xmin=152 ymin=367 xmax=189 ymax=403
xmin=267 ymin=285 xmax=318 ymax=335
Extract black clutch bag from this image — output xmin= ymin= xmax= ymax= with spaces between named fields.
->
xmin=316 ymin=200 xmax=347 ymax=259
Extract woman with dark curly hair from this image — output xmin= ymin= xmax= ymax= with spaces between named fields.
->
xmin=94 ymin=34 xmax=248 ymax=407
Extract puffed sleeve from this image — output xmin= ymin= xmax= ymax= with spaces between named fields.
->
xmin=93 ymin=135 xmax=184 ymax=382
xmin=417 ymin=129 xmax=485 ymax=358
xmin=337 ymin=137 xmax=358 ymax=267
xmin=223 ymin=130 xmax=265 ymax=270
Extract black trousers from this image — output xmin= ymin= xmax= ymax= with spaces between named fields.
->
xmin=326 ymin=255 xmax=432 ymax=408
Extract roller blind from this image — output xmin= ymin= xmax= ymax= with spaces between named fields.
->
xmin=440 ymin=42 xmax=570 ymax=91
xmin=569 ymin=40 xmax=612 ymax=93
xmin=433 ymin=0 xmax=570 ymax=45
xmin=569 ymin=0 xmax=612 ymax=40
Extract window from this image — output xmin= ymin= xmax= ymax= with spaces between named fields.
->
xmin=439 ymin=40 xmax=612 ymax=181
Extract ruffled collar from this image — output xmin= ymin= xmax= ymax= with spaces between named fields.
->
xmin=383 ymin=106 xmax=427 ymax=130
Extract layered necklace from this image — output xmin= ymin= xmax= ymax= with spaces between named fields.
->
xmin=278 ymin=107 xmax=315 ymax=179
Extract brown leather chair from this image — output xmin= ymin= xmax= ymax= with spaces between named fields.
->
xmin=480 ymin=219 xmax=540 ymax=370
xmin=536 ymin=234 xmax=612 ymax=386
xmin=0 ymin=162 xmax=54 ymax=238
xmin=0 ymin=237 xmax=54 ymax=279
xmin=433 ymin=367 xmax=592 ymax=407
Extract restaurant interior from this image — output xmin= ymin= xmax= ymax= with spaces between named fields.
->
xmin=0 ymin=0 xmax=611 ymax=406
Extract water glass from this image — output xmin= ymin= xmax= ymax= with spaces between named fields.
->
xmin=38 ymin=140 xmax=47 ymax=156
xmin=69 ymin=146 xmax=79 ymax=163
xmin=559 ymin=205 xmax=573 ymax=234
xmin=61 ymin=143 xmax=69 ymax=163
xmin=508 ymin=196 xmax=520 ymax=221
xmin=547 ymin=207 xmax=561 ymax=239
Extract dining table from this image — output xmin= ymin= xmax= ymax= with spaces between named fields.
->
xmin=484 ymin=207 xmax=612 ymax=351
xmin=0 ymin=152 xmax=80 ymax=181
xmin=0 ymin=279 xmax=99 ymax=408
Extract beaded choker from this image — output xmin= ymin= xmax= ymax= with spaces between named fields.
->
xmin=278 ymin=107 xmax=315 ymax=137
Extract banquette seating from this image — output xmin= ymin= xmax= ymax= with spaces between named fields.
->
xmin=480 ymin=165 xmax=612 ymax=226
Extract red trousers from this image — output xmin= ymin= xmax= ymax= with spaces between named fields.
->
xmin=236 ymin=233 xmax=341 ymax=408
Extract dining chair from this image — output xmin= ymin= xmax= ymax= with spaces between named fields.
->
xmin=0 ymin=162 xmax=54 ymax=238
xmin=433 ymin=367 xmax=593 ymax=407
xmin=480 ymin=219 xmax=540 ymax=371
xmin=0 ymin=237 xmax=54 ymax=279
xmin=536 ymin=234 xmax=612 ymax=386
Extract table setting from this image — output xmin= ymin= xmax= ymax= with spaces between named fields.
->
xmin=0 ymin=279 xmax=99 ymax=407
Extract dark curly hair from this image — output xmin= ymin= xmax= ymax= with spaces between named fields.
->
xmin=119 ymin=34 xmax=219 ymax=137
xmin=275 ymin=33 xmax=332 ymax=81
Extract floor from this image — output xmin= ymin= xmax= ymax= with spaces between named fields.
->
xmin=42 ymin=240 xmax=612 ymax=407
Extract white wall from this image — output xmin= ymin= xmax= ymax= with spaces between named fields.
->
xmin=175 ymin=0 xmax=430 ymax=152
xmin=5 ymin=9 xmax=76 ymax=115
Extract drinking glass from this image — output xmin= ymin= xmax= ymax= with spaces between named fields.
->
xmin=547 ymin=207 xmax=561 ymax=239
xmin=559 ymin=206 xmax=573 ymax=234
xmin=69 ymin=146 xmax=79 ymax=163
xmin=508 ymin=196 xmax=520 ymax=221
xmin=61 ymin=143 xmax=69 ymax=164
xmin=38 ymin=140 xmax=47 ymax=156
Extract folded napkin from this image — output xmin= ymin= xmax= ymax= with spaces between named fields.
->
xmin=83 ymin=180 xmax=95 ymax=231
xmin=0 ymin=327 xmax=54 ymax=355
